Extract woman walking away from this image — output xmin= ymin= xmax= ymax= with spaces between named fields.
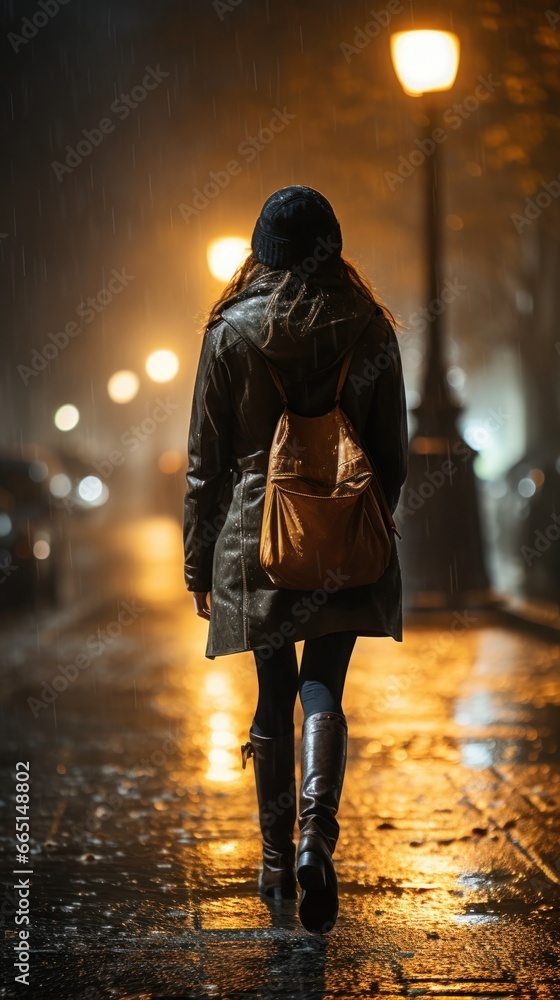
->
xmin=183 ymin=185 xmax=408 ymax=934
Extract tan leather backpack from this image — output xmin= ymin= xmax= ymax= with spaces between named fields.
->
xmin=259 ymin=346 xmax=402 ymax=591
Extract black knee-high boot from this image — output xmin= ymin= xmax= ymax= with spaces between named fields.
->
xmin=296 ymin=711 xmax=348 ymax=932
xmin=241 ymin=725 xmax=297 ymax=900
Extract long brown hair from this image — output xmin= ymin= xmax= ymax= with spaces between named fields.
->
xmin=203 ymin=251 xmax=398 ymax=347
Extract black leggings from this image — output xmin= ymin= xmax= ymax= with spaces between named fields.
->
xmin=251 ymin=631 xmax=358 ymax=737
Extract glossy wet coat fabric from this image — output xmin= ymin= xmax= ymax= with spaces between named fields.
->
xmin=183 ymin=276 xmax=408 ymax=659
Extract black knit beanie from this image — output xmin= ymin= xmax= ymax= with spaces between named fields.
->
xmin=251 ymin=185 xmax=343 ymax=270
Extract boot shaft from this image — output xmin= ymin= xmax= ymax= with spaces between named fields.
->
xmin=242 ymin=726 xmax=297 ymax=850
xmin=298 ymin=711 xmax=348 ymax=858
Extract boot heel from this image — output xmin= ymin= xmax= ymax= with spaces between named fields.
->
xmin=297 ymin=850 xmax=326 ymax=891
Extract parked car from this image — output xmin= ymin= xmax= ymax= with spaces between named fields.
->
xmin=0 ymin=456 xmax=65 ymax=609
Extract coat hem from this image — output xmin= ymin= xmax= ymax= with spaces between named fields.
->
xmin=205 ymin=623 xmax=402 ymax=659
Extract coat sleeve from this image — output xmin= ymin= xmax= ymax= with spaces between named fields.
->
xmin=183 ymin=326 xmax=233 ymax=592
xmin=363 ymin=319 xmax=408 ymax=515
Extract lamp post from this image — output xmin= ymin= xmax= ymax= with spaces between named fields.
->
xmin=390 ymin=30 xmax=494 ymax=609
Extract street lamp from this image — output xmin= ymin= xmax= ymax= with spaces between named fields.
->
xmin=390 ymin=30 xmax=460 ymax=96
xmin=390 ymin=29 xmax=494 ymax=609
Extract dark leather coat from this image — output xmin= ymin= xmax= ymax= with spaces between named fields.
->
xmin=183 ymin=276 xmax=408 ymax=659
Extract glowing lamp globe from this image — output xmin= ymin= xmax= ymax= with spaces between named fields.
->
xmin=390 ymin=30 xmax=460 ymax=96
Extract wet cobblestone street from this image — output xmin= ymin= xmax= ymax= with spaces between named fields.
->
xmin=1 ymin=514 xmax=559 ymax=999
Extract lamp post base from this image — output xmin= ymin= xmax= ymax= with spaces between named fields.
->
xmin=396 ymin=424 xmax=492 ymax=610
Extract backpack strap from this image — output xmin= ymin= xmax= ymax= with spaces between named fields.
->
xmin=264 ymin=359 xmax=288 ymax=405
xmin=335 ymin=345 xmax=356 ymax=402
xmin=361 ymin=439 xmax=403 ymax=541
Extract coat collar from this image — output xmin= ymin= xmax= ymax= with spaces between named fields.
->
xmin=220 ymin=278 xmax=383 ymax=377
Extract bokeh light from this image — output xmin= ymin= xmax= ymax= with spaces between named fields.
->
xmin=529 ymin=468 xmax=545 ymax=488
xmin=518 ymin=477 xmax=536 ymax=498
xmin=158 ymin=451 xmax=184 ymax=474
xmin=29 ymin=461 xmax=48 ymax=482
xmin=145 ymin=350 xmax=179 ymax=383
xmin=446 ymin=366 xmax=467 ymax=390
xmin=107 ymin=370 xmax=140 ymax=403
xmin=49 ymin=473 xmax=72 ymax=498
xmin=207 ymin=237 xmax=250 ymax=282
xmin=0 ymin=514 xmax=12 ymax=536
xmin=78 ymin=476 xmax=104 ymax=503
xmin=54 ymin=404 xmax=79 ymax=431
xmin=33 ymin=539 xmax=51 ymax=560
